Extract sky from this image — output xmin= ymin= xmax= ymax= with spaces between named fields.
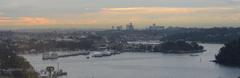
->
xmin=0 ymin=0 xmax=240 ymax=29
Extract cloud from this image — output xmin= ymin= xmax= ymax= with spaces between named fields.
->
xmin=0 ymin=16 xmax=56 ymax=26
xmin=17 ymin=17 xmax=55 ymax=25
xmin=75 ymin=7 xmax=240 ymax=27
xmin=0 ymin=6 xmax=239 ymax=28
xmin=40 ymin=7 xmax=237 ymax=28
xmin=101 ymin=7 xmax=195 ymax=15
xmin=100 ymin=7 xmax=236 ymax=15
xmin=62 ymin=19 xmax=97 ymax=25
xmin=0 ymin=17 xmax=12 ymax=24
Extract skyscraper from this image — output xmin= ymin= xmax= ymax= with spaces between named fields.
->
xmin=126 ymin=23 xmax=134 ymax=31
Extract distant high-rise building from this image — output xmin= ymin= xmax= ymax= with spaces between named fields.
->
xmin=112 ymin=26 xmax=115 ymax=30
xmin=147 ymin=24 xmax=164 ymax=31
xmin=116 ymin=25 xmax=123 ymax=31
xmin=126 ymin=23 xmax=134 ymax=31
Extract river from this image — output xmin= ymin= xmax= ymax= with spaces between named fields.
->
xmin=23 ymin=43 xmax=240 ymax=78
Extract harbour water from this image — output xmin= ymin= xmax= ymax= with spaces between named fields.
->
xmin=23 ymin=43 xmax=240 ymax=78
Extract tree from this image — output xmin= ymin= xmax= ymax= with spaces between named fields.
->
xmin=215 ymin=38 xmax=240 ymax=66
xmin=153 ymin=40 xmax=204 ymax=53
xmin=0 ymin=41 xmax=38 ymax=78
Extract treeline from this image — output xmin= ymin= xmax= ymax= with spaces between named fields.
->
xmin=0 ymin=41 xmax=38 ymax=78
xmin=6 ymin=34 xmax=103 ymax=53
xmin=215 ymin=38 xmax=240 ymax=66
xmin=100 ymin=27 xmax=240 ymax=43
xmin=153 ymin=41 xmax=204 ymax=53
xmin=162 ymin=27 xmax=240 ymax=43
xmin=107 ymin=40 xmax=204 ymax=53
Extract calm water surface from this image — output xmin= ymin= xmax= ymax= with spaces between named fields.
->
xmin=23 ymin=44 xmax=240 ymax=78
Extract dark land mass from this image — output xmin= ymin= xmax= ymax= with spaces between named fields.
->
xmin=0 ymin=42 xmax=38 ymax=78
xmin=215 ymin=38 xmax=240 ymax=67
xmin=1 ymin=27 xmax=240 ymax=53
xmin=153 ymin=40 xmax=204 ymax=53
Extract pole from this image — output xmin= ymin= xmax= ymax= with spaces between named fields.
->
xmin=57 ymin=62 xmax=59 ymax=72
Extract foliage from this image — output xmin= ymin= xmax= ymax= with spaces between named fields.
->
xmin=153 ymin=41 xmax=204 ymax=53
xmin=215 ymin=38 xmax=240 ymax=66
xmin=162 ymin=27 xmax=240 ymax=43
xmin=0 ymin=42 xmax=38 ymax=78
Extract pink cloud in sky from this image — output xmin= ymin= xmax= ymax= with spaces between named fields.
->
xmin=0 ymin=17 xmax=12 ymax=24
xmin=18 ymin=17 xmax=55 ymax=25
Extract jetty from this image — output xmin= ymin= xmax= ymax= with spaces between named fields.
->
xmin=58 ymin=51 xmax=90 ymax=58
xmin=42 ymin=51 xmax=90 ymax=60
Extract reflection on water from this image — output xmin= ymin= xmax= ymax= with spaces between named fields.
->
xmin=23 ymin=44 xmax=240 ymax=78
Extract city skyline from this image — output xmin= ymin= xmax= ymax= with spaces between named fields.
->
xmin=0 ymin=0 xmax=240 ymax=29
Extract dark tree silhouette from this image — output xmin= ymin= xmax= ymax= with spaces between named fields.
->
xmin=153 ymin=40 xmax=204 ymax=53
xmin=215 ymin=38 xmax=240 ymax=66
xmin=0 ymin=41 xmax=38 ymax=78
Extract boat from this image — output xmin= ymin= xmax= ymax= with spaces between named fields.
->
xmin=190 ymin=54 xmax=199 ymax=56
xmin=58 ymin=51 xmax=90 ymax=58
xmin=39 ymin=66 xmax=67 ymax=78
xmin=54 ymin=69 xmax=67 ymax=76
xmin=42 ymin=52 xmax=58 ymax=60
xmin=102 ymin=50 xmax=112 ymax=56
xmin=91 ymin=52 xmax=104 ymax=57
xmin=91 ymin=50 xmax=113 ymax=57
xmin=91 ymin=50 xmax=121 ymax=58
xmin=79 ymin=51 xmax=90 ymax=55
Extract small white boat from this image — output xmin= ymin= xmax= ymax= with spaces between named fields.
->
xmin=42 ymin=52 xmax=58 ymax=60
xmin=91 ymin=52 xmax=104 ymax=57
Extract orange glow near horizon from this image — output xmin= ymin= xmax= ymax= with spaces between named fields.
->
xmin=18 ymin=17 xmax=55 ymax=25
xmin=0 ymin=7 xmax=239 ymax=28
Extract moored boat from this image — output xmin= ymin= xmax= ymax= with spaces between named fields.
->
xmin=91 ymin=52 xmax=104 ymax=57
xmin=42 ymin=52 xmax=58 ymax=60
xmin=39 ymin=66 xmax=67 ymax=78
xmin=91 ymin=50 xmax=121 ymax=58
xmin=190 ymin=54 xmax=199 ymax=56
